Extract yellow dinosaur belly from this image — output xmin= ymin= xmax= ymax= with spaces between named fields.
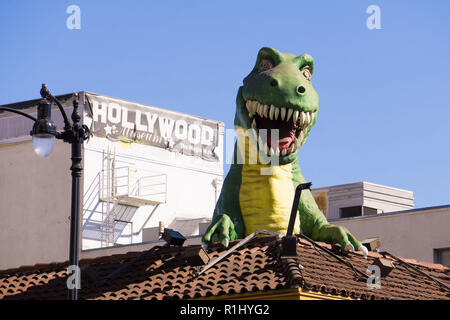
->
xmin=239 ymin=163 xmax=299 ymax=235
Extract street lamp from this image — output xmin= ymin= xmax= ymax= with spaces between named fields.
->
xmin=0 ymin=84 xmax=90 ymax=300
xmin=30 ymin=100 xmax=57 ymax=157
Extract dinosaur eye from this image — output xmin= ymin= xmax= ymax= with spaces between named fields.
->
xmin=301 ymin=67 xmax=312 ymax=81
xmin=258 ymin=58 xmax=273 ymax=72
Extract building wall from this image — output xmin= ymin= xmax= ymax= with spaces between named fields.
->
xmin=330 ymin=206 xmax=450 ymax=263
xmin=0 ymin=140 xmax=72 ymax=270
xmin=312 ymin=182 xmax=414 ymax=219
xmin=80 ymin=92 xmax=224 ymax=250
xmin=82 ymin=135 xmax=223 ymax=249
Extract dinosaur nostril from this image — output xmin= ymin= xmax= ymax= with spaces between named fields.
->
xmin=297 ymin=86 xmax=306 ymax=94
xmin=270 ymin=79 xmax=278 ymax=87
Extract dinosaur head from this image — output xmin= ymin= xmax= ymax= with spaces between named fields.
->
xmin=235 ymin=47 xmax=319 ymax=165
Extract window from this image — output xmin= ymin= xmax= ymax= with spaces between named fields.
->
xmin=363 ymin=206 xmax=378 ymax=216
xmin=340 ymin=206 xmax=362 ymax=218
xmin=340 ymin=206 xmax=378 ymax=218
xmin=434 ymin=248 xmax=450 ymax=267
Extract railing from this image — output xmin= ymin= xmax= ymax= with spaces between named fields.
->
xmin=99 ymin=166 xmax=167 ymax=205
xmin=132 ymin=173 xmax=167 ymax=201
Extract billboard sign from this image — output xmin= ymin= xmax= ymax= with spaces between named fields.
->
xmin=84 ymin=93 xmax=220 ymax=161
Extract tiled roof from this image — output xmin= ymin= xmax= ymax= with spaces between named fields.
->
xmin=0 ymin=235 xmax=449 ymax=300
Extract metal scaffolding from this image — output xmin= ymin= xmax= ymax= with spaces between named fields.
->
xmin=98 ymin=147 xmax=167 ymax=247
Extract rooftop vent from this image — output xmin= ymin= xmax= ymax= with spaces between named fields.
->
xmin=183 ymin=247 xmax=210 ymax=266
xmin=361 ymin=237 xmax=381 ymax=252
xmin=281 ymin=182 xmax=312 ymax=259
xmin=373 ymin=257 xmax=395 ymax=277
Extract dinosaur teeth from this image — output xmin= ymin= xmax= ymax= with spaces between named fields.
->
xmin=257 ymin=135 xmax=270 ymax=156
xmin=246 ymin=100 xmax=315 ymax=133
xmin=280 ymin=107 xmax=286 ymax=121
xmin=299 ymin=111 xmax=315 ymax=127
xmin=263 ymin=105 xmax=269 ymax=118
xmin=245 ymin=100 xmax=317 ymax=157
xmin=300 ymin=112 xmax=306 ymax=126
xmin=252 ymin=101 xmax=258 ymax=117
xmin=246 ymin=100 xmax=252 ymax=116
xmin=293 ymin=110 xmax=299 ymax=123
xmin=286 ymin=108 xmax=293 ymax=122
xmin=269 ymin=105 xmax=275 ymax=120
xmin=273 ymin=106 xmax=279 ymax=120
xmin=288 ymin=142 xmax=296 ymax=154
xmin=247 ymin=100 xmax=257 ymax=117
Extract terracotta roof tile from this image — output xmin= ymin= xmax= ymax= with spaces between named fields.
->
xmin=0 ymin=235 xmax=449 ymax=300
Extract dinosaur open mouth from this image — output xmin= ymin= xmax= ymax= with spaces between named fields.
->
xmin=245 ymin=100 xmax=315 ymax=156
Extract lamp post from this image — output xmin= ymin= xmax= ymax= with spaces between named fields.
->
xmin=0 ymin=84 xmax=90 ymax=300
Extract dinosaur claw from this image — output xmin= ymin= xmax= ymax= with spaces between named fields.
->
xmin=345 ymin=243 xmax=355 ymax=252
xmin=201 ymin=242 xmax=209 ymax=250
xmin=221 ymin=238 xmax=229 ymax=248
xmin=359 ymin=245 xmax=369 ymax=259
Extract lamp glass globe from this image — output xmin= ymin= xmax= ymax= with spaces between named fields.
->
xmin=32 ymin=135 xmax=55 ymax=157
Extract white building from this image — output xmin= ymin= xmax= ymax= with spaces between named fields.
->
xmin=0 ymin=92 xmax=223 ymax=269
xmin=311 ymin=181 xmax=415 ymax=219
xmin=312 ymin=182 xmax=450 ymax=266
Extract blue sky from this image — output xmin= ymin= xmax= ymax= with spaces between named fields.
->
xmin=1 ymin=1 xmax=449 ymax=209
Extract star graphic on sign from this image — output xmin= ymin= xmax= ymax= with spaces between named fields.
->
xmin=111 ymin=125 xmax=118 ymax=134
xmin=104 ymin=124 xmax=112 ymax=135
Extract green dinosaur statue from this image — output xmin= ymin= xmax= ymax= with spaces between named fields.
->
xmin=202 ymin=47 xmax=368 ymax=257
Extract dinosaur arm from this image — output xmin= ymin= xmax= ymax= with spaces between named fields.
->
xmin=292 ymin=164 xmax=363 ymax=251
xmin=299 ymin=189 xmax=362 ymax=251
